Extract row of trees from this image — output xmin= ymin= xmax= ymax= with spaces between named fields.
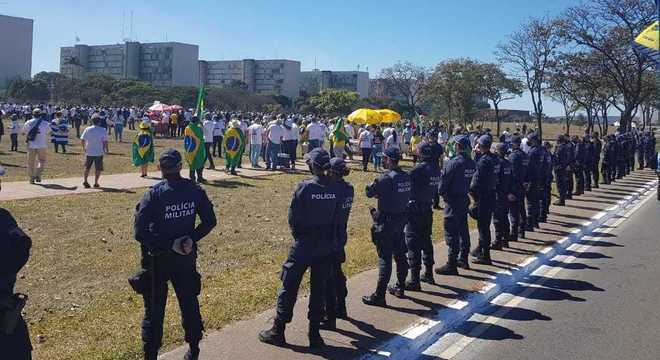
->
xmin=377 ymin=0 xmax=658 ymax=136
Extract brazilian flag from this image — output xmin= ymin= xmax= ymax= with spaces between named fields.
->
xmin=224 ymin=125 xmax=245 ymax=168
xmin=332 ymin=117 xmax=350 ymax=147
xmin=184 ymin=122 xmax=206 ymax=170
xmin=132 ymin=128 xmax=154 ymax=166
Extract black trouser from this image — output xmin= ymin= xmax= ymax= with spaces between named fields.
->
xmin=617 ymin=159 xmax=626 ymax=178
xmin=178 ymin=125 xmax=186 ymax=137
xmin=541 ymin=180 xmax=552 ymax=220
xmin=373 ymin=215 xmax=408 ymax=297
xmin=637 ymin=149 xmax=645 ymax=169
xmin=646 ymin=151 xmax=656 ymax=170
xmin=555 ymin=168 xmax=568 ymax=201
xmin=405 ymin=208 xmax=434 ymax=279
xmin=54 ymin=143 xmax=66 ymax=153
xmin=493 ymin=194 xmax=510 ymax=243
xmin=526 ymin=185 xmax=541 ymax=228
xmin=592 ymin=160 xmax=600 ymax=186
xmin=10 ymin=134 xmax=18 ymax=151
xmin=141 ymin=252 xmax=203 ymax=356
xmin=474 ymin=195 xmax=495 ymax=257
xmin=583 ymin=164 xmax=592 ymax=190
xmin=283 ymin=140 xmax=298 ymax=167
xmin=74 ymin=123 xmax=81 ymax=138
xmin=323 ymin=251 xmax=347 ymax=322
xmin=574 ymin=164 xmax=585 ymax=194
xmin=204 ymin=143 xmax=214 ymax=169
xmin=213 ymin=136 xmax=222 ymax=157
xmin=509 ymin=190 xmax=525 ymax=240
xmin=361 ymin=148 xmax=372 ymax=170
xmin=189 ymin=168 xmax=204 ymax=182
xmin=567 ymin=169 xmax=575 ymax=195
xmin=0 ymin=290 xmax=32 ymax=360
xmin=444 ymin=212 xmax=471 ymax=263
xmin=275 ymin=254 xmax=331 ymax=324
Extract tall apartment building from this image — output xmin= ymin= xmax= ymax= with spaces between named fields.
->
xmin=0 ymin=15 xmax=33 ymax=86
xmin=60 ymin=41 xmax=199 ymax=86
xmin=199 ymin=59 xmax=301 ymax=99
xmin=301 ymin=70 xmax=369 ymax=98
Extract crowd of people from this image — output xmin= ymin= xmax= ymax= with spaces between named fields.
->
xmin=1 ymin=100 xmax=658 ymax=360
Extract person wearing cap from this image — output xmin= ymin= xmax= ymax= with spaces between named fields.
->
xmin=539 ymin=141 xmax=554 ymax=222
xmin=9 ymin=114 xmax=19 ymax=152
xmin=184 ymin=116 xmax=207 ymax=183
xmin=582 ymin=133 xmax=594 ymax=192
xmin=571 ymin=135 xmax=586 ymax=196
xmin=427 ymin=131 xmax=445 ymax=210
xmin=615 ymin=131 xmax=627 ymax=179
xmin=80 ymin=115 xmax=109 ymax=188
xmin=132 ymin=121 xmax=155 ymax=178
xmin=320 ymin=157 xmax=354 ymax=330
xmin=553 ymin=135 xmax=572 ymax=206
xmin=259 ymin=148 xmax=338 ymax=348
xmin=507 ymin=134 xmax=529 ymax=241
xmin=403 ymin=143 xmax=440 ymax=290
xmin=602 ymin=134 xmax=617 ymax=184
xmin=22 ymin=108 xmax=51 ymax=184
xmin=467 ymin=135 xmax=498 ymax=265
xmin=362 ymin=147 xmax=411 ymax=305
xmin=591 ymin=132 xmax=602 ymax=187
xmin=133 ymin=148 xmax=217 ymax=360
xmin=435 ymin=135 xmax=476 ymax=275
xmin=525 ymin=132 xmax=544 ymax=231
xmin=492 ymin=143 xmax=514 ymax=250
xmin=643 ymin=130 xmax=657 ymax=170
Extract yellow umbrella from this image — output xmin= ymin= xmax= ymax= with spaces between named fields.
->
xmin=376 ymin=109 xmax=402 ymax=123
xmin=348 ymin=108 xmax=383 ymax=125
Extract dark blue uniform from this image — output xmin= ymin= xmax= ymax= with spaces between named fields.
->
xmin=277 ymin=176 xmax=338 ymax=323
xmin=493 ymin=155 xmax=513 ymax=247
xmin=643 ymin=132 xmax=657 ymax=169
xmin=573 ymin=138 xmax=587 ymax=194
xmin=603 ymin=135 xmax=618 ymax=183
xmin=554 ymin=141 xmax=572 ymax=203
xmin=540 ymin=146 xmax=553 ymax=221
xmin=591 ymin=136 xmax=602 ymax=187
xmin=0 ymin=209 xmax=32 ymax=360
xmin=470 ymin=151 xmax=498 ymax=260
xmin=583 ymin=137 xmax=594 ymax=191
xmin=430 ymin=142 xmax=444 ymax=208
xmin=323 ymin=178 xmax=353 ymax=322
xmin=405 ymin=160 xmax=439 ymax=282
xmin=367 ymin=168 xmax=411 ymax=298
xmin=134 ymin=178 xmax=216 ymax=358
xmin=566 ymin=141 xmax=576 ymax=196
xmin=439 ymin=154 xmax=475 ymax=264
xmin=525 ymin=144 xmax=543 ymax=229
xmin=508 ymin=148 xmax=528 ymax=240
xmin=616 ymin=134 xmax=627 ymax=178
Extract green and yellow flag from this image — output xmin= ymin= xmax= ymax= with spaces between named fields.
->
xmin=132 ymin=125 xmax=154 ymax=166
xmin=184 ymin=85 xmax=207 ymax=170
xmin=224 ymin=123 xmax=245 ymax=168
xmin=332 ymin=117 xmax=350 ymax=147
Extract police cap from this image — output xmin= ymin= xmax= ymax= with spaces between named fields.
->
xmin=418 ymin=144 xmax=433 ymax=160
xmin=159 ymin=148 xmax=182 ymax=173
xmin=305 ymin=148 xmax=331 ymax=169
xmin=382 ymin=147 xmax=402 ymax=161
xmin=477 ymin=135 xmax=492 ymax=148
xmin=452 ymin=135 xmax=471 ymax=149
xmin=329 ymin=157 xmax=349 ymax=176
xmin=495 ymin=143 xmax=508 ymax=153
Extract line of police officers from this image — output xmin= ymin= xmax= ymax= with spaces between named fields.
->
xmin=1 ymin=125 xmax=656 ymax=359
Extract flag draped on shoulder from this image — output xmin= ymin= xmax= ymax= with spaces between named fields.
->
xmin=132 ymin=124 xmax=154 ymax=166
xmin=224 ymin=122 xmax=245 ymax=168
xmin=332 ymin=117 xmax=350 ymax=146
xmin=184 ymin=122 xmax=206 ymax=170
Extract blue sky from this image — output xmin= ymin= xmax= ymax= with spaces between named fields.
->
xmin=3 ymin=0 xmax=580 ymax=115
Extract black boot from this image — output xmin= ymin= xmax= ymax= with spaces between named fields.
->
xmin=405 ymin=269 xmax=421 ymax=291
xmin=470 ymin=246 xmax=482 ymax=258
xmin=320 ymin=317 xmax=336 ymax=330
xmin=335 ymin=302 xmax=348 ymax=320
xmin=362 ymin=293 xmax=386 ymax=307
xmin=435 ymin=261 xmax=459 ymax=275
xmin=420 ymin=268 xmax=435 ymax=284
xmin=457 ymin=257 xmax=471 ymax=270
xmin=491 ymin=239 xmax=503 ymax=251
xmin=258 ymin=318 xmax=286 ymax=346
xmin=308 ymin=323 xmax=325 ymax=348
xmin=183 ymin=343 xmax=200 ymax=360
xmin=553 ymin=199 xmax=565 ymax=206
xmin=387 ymin=284 xmax=405 ymax=298
xmin=145 ymin=352 xmax=158 ymax=360
xmin=472 ymin=247 xmax=492 ymax=265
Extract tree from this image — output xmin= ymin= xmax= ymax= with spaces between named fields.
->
xmin=480 ymin=63 xmax=524 ymax=135
xmin=379 ymin=62 xmax=429 ymax=117
xmin=558 ymin=0 xmax=657 ymax=131
xmin=307 ymin=89 xmax=359 ymax=116
xmin=546 ymin=61 xmax=580 ymax=135
xmin=497 ymin=17 xmax=562 ymax=139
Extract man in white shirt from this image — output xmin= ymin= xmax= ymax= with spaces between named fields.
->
xmin=212 ymin=116 xmax=225 ymax=157
xmin=202 ymin=115 xmax=216 ymax=170
xmin=282 ymin=119 xmax=300 ymax=169
xmin=266 ymin=119 xmax=285 ymax=170
xmin=80 ymin=114 xmax=109 ymax=188
xmin=306 ymin=119 xmax=324 ymax=152
xmin=247 ymin=120 xmax=264 ymax=168
xmin=22 ymin=108 xmax=51 ymax=184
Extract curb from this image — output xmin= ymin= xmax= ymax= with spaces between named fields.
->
xmin=360 ymin=179 xmax=658 ymax=359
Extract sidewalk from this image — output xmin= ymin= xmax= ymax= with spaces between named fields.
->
xmin=160 ymin=170 xmax=658 ymax=360
xmin=0 ymin=165 xmax=287 ymax=201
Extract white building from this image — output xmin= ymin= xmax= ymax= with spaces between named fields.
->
xmin=0 ymin=15 xmax=33 ymax=86
xmin=301 ymin=70 xmax=370 ymax=98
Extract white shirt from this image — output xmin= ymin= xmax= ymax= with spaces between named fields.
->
xmin=344 ymin=123 xmax=355 ymax=139
xmin=9 ymin=120 xmax=19 ymax=134
xmin=284 ymin=123 xmax=299 ymax=141
xmin=248 ymin=123 xmax=264 ymax=145
xmin=213 ymin=120 xmax=225 ymax=136
xmin=22 ymin=117 xmax=51 ymax=149
xmin=521 ymin=137 xmax=530 ymax=153
xmin=306 ymin=122 xmax=324 ymax=140
xmin=385 ymin=134 xmax=400 ymax=149
xmin=80 ymin=125 xmax=108 ymax=156
xmin=267 ymin=123 xmax=286 ymax=145
xmin=202 ymin=120 xmax=215 ymax=143
xmin=382 ymin=127 xmax=394 ymax=141
xmin=359 ymin=131 xmax=374 ymax=148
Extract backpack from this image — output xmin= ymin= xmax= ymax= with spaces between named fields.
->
xmin=26 ymin=118 xmax=44 ymax=142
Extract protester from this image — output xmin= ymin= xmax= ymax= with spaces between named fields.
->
xmin=9 ymin=114 xmax=19 ymax=152
xmin=132 ymin=121 xmax=155 ymax=178
xmin=202 ymin=115 xmax=216 ymax=170
xmin=22 ymin=109 xmax=50 ymax=184
xmin=80 ymin=115 xmax=109 ymax=188
xmin=247 ymin=119 xmax=264 ymax=168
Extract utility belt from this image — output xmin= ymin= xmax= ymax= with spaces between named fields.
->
xmin=370 ymin=208 xmax=406 ymax=223
xmin=0 ymin=293 xmax=28 ymax=335
xmin=128 ymin=248 xmax=172 ymax=295
xmin=407 ymin=201 xmax=432 ymax=214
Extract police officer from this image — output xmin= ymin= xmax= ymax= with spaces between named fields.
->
xmin=566 ymin=135 xmax=576 ymax=198
xmin=428 ymin=132 xmax=445 ymax=210
xmin=616 ymin=132 xmax=627 ymax=179
xmin=540 ymin=142 xmax=554 ymax=222
xmin=591 ymin=132 xmax=602 ymax=188
xmin=259 ymin=148 xmax=338 ymax=348
xmin=644 ymin=130 xmax=657 ymax=170
xmin=525 ymin=133 xmax=543 ymax=231
xmin=572 ymin=135 xmax=586 ymax=195
xmin=492 ymin=143 xmax=514 ymax=250
xmin=404 ymin=144 xmax=439 ymax=290
xmin=603 ymin=134 xmax=619 ymax=183
xmin=436 ymin=135 xmax=476 ymax=275
xmin=134 ymin=149 xmax=217 ymax=360
xmin=636 ymin=131 xmax=646 ymax=170
xmin=469 ymin=135 xmax=498 ymax=264
xmin=0 ymin=165 xmax=33 ymax=360
xmin=553 ymin=135 xmax=571 ymax=205
xmin=362 ymin=147 xmax=411 ymax=306
xmin=321 ymin=157 xmax=354 ymax=329
xmin=508 ymin=135 xmax=528 ymax=241
xmin=583 ymin=134 xmax=594 ymax=192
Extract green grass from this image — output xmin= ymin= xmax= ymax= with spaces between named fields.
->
xmin=6 ymin=165 xmax=450 ymax=360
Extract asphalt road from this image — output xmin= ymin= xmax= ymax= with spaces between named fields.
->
xmin=425 ymin=190 xmax=660 ymax=360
